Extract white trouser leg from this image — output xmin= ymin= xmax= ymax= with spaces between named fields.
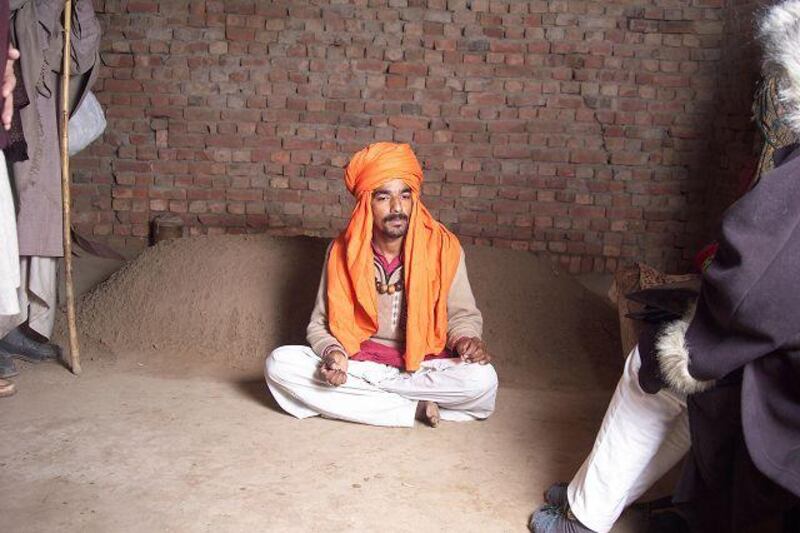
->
xmin=0 ymin=256 xmax=58 ymax=339
xmin=0 ymin=151 xmax=20 ymax=317
xmin=264 ymin=347 xmax=499 ymax=427
xmin=378 ymin=358 xmax=498 ymax=421
xmin=567 ymin=347 xmax=690 ymax=533
xmin=265 ymin=345 xmax=417 ymax=428
xmin=26 ymin=257 xmax=58 ymax=338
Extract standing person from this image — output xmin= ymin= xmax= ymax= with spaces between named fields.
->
xmin=0 ymin=0 xmax=21 ymax=396
xmin=0 ymin=0 xmax=100 ymax=374
xmin=530 ymin=2 xmax=800 ymax=531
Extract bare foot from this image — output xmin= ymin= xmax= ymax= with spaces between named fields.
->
xmin=416 ymin=401 xmax=440 ymax=428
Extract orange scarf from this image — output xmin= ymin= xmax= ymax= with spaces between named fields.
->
xmin=326 ymin=142 xmax=462 ymax=371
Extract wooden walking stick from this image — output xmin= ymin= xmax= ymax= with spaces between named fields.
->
xmin=60 ymin=0 xmax=81 ymax=374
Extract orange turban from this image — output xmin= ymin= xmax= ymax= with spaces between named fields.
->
xmin=326 ymin=142 xmax=462 ymax=371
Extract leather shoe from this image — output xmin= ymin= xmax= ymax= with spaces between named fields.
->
xmin=0 ymin=351 xmax=19 ymax=378
xmin=0 ymin=327 xmax=60 ymax=363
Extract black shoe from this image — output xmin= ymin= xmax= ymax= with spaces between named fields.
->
xmin=544 ymin=482 xmax=569 ymax=507
xmin=0 ymin=327 xmax=60 ymax=363
xmin=530 ymin=503 xmax=596 ymax=532
xmin=0 ymin=352 xmax=19 ymax=378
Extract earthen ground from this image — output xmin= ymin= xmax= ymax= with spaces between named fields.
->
xmin=1 ymin=236 xmax=666 ymax=532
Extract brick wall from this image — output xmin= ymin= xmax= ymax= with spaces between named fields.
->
xmin=74 ymin=0 xmax=759 ymax=273
xmin=704 ymin=0 xmax=766 ymax=233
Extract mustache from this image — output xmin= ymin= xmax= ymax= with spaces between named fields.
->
xmin=383 ymin=214 xmax=409 ymax=223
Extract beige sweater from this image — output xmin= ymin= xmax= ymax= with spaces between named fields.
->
xmin=307 ymin=246 xmax=483 ymax=358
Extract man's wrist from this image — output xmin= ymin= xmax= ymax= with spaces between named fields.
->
xmin=448 ymin=332 xmax=480 ymax=350
xmin=322 ymin=344 xmax=347 ymax=359
xmin=452 ymin=336 xmax=467 ymax=352
xmin=451 ymin=335 xmax=479 ymax=351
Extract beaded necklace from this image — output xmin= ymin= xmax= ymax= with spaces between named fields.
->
xmin=375 ymin=277 xmax=404 ymax=295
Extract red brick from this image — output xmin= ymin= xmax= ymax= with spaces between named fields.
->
xmin=226 ymin=27 xmax=255 ymax=41
xmin=611 ymin=152 xmax=649 ymax=166
xmin=571 ymin=205 xmax=606 ymax=218
xmin=388 ymin=116 xmax=430 ymax=130
xmin=447 ymin=119 xmax=484 ymax=132
xmin=227 ymin=189 xmax=263 ymax=202
xmin=388 ymin=63 xmax=428 ymax=76
xmin=104 ymin=79 xmax=143 ymax=92
xmin=127 ymin=2 xmax=158 ymax=14
xmin=356 ymin=60 xmax=386 ymax=72
xmin=570 ymin=150 xmax=608 ymax=164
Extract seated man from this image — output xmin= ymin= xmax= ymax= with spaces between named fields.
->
xmin=530 ymin=2 xmax=800 ymax=531
xmin=265 ymin=142 xmax=498 ymax=428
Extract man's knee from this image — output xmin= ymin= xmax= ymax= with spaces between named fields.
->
xmin=265 ymin=345 xmax=307 ymax=384
xmin=465 ymin=362 xmax=498 ymax=399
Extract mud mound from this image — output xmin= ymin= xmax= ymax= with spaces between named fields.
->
xmin=73 ymin=235 xmax=327 ymax=370
xmin=71 ymin=235 xmax=621 ymax=384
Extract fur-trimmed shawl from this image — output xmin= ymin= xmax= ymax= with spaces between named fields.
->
xmin=655 ymin=303 xmax=715 ymax=395
xmin=759 ymin=0 xmax=800 ymax=136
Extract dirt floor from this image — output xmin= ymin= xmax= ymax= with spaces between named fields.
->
xmin=0 ymin=236 xmax=662 ymax=532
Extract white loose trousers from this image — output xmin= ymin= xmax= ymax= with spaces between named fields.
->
xmin=265 ymin=345 xmax=498 ymax=428
xmin=0 ymin=151 xmax=19 ymax=316
xmin=568 ymin=347 xmax=690 ymax=532
xmin=0 ymin=256 xmax=58 ymax=339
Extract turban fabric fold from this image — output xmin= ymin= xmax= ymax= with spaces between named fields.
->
xmin=326 ymin=142 xmax=462 ymax=371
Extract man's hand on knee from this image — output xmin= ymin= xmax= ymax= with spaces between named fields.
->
xmin=454 ymin=337 xmax=492 ymax=365
xmin=320 ymin=350 xmax=349 ymax=386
